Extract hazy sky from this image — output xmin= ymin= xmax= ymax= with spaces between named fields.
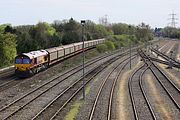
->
xmin=0 ymin=0 xmax=179 ymax=28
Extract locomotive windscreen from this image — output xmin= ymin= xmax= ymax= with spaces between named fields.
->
xmin=15 ymin=56 xmax=31 ymax=64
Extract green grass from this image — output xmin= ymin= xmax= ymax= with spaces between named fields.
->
xmin=64 ymin=101 xmax=83 ymax=120
xmin=64 ymin=85 xmax=92 ymax=120
xmin=85 ymin=85 xmax=91 ymax=95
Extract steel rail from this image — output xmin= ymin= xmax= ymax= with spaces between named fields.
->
xmin=32 ymin=53 xmax=135 ymax=120
xmin=107 ymin=56 xmax=137 ymax=120
xmin=0 ymin=49 xmax=129 ymax=112
xmin=128 ymin=64 xmax=145 ymax=120
xmin=1 ymin=52 xmax=133 ymax=120
xmin=149 ymin=66 xmax=180 ymax=110
xmin=89 ymin=55 xmax=136 ymax=120
xmin=139 ymin=67 xmax=157 ymax=120
xmin=139 ymin=49 xmax=180 ymax=110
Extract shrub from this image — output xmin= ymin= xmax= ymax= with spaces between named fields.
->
xmin=105 ymin=41 xmax=115 ymax=51
xmin=96 ymin=44 xmax=108 ymax=53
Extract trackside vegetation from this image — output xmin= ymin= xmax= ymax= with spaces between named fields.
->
xmin=0 ymin=25 xmax=17 ymax=68
xmin=96 ymin=23 xmax=154 ymax=53
xmin=0 ymin=18 xmax=153 ymax=68
xmin=158 ymin=27 xmax=180 ymax=40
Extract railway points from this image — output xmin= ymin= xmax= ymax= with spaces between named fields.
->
xmin=1 ymin=1 xmax=180 ymax=119
xmin=0 ymin=38 xmax=179 ymax=120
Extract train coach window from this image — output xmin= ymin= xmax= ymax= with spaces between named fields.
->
xmin=23 ymin=59 xmax=30 ymax=64
xmin=15 ymin=59 xmax=22 ymax=64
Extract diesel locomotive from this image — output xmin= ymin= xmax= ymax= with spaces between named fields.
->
xmin=15 ymin=39 xmax=105 ymax=77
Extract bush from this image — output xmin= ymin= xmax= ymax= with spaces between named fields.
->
xmin=96 ymin=44 xmax=108 ymax=53
xmin=113 ymin=41 xmax=121 ymax=49
xmin=105 ymin=41 xmax=115 ymax=51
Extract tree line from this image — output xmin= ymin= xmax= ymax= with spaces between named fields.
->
xmin=155 ymin=27 xmax=180 ymax=39
xmin=0 ymin=18 xmax=153 ymax=68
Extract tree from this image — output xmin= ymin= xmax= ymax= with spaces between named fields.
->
xmin=64 ymin=18 xmax=80 ymax=32
xmin=162 ymin=27 xmax=180 ymax=39
xmin=16 ymin=32 xmax=38 ymax=53
xmin=4 ymin=25 xmax=16 ymax=34
xmin=135 ymin=23 xmax=153 ymax=43
xmin=31 ymin=22 xmax=58 ymax=49
xmin=52 ymin=20 xmax=66 ymax=33
xmin=93 ymin=25 xmax=109 ymax=39
xmin=62 ymin=18 xmax=81 ymax=45
xmin=112 ymin=23 xmax=129 ymax=35
xmin=0 ymin=26 xmax=17 ymax=67
xmin=62 ymin=32 xmax=80 ymax=45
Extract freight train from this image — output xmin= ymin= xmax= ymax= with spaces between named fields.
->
xmin=15 ymin=39 xmax=105 ymax=77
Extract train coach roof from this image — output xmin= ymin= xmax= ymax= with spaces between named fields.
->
xmin=92 ymin=38 xmax=105 ymax=42
xmin=46 ymin=47 xmax=64 ymax=53
xmin=62 ymin=44 xmax=74 ymax=48
xmin=73 ymin=42 xmax=83 ymax=46
xmin=22 ymin=50 xmax=48 ymax=59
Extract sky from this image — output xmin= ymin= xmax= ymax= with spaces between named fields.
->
xmin=0 ymin=0 xmax=179 ymax=28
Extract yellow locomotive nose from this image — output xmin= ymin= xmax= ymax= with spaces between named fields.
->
xmin=15 ymin=64 xmax=30 ymax=71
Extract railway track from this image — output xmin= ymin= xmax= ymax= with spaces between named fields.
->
xmin=139 ymin=68 xmax=157 ymax=120
xmin=139 ymin=49 xmax=180 ymax=110
xmin=0 ymin=49 xmax=122 ymax=92
xmin=150 ymin=64 xmax=180 ymax=109
xmin=157 ymin=41 xmax=174 ymax=53
xmin=0 ymin=47 xmax=138 ymax=92
xmin=151 ymin=48 xmax=180 ymax=65
xmin=0 ymin=77 xmax=18 ymax=91
xmin=152 ymin=40 xmax=179 ymax=63
xmin=171 ymin=43 xmax=179 ymax=60
xmin=0 ymin=68 xmax=15 ymax=80
xmin=128 ymin=64 xmax=157 ymax=120
xmin=88 ymin=55 xmax=136 ymax=120
xmin=30 ymin=54 xmax=136 ymax=120
xmin=0 ymin=49 xmax=136 ymax=119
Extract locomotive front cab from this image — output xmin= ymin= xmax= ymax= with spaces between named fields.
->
xmin=15 ymin=55 xmax=32 ymax=77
